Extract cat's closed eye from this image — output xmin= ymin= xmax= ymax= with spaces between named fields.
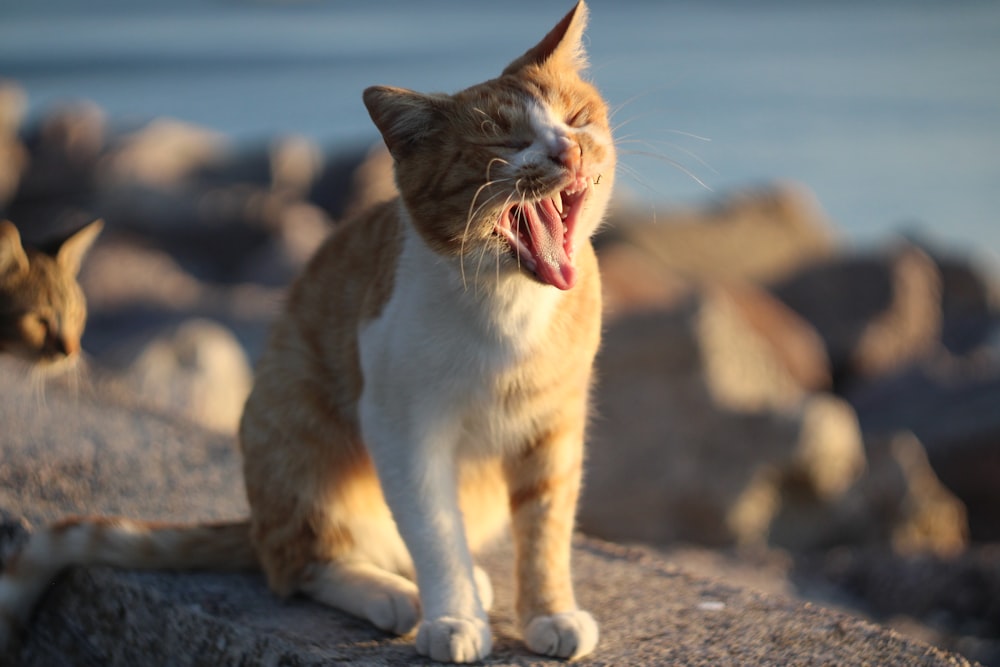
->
xmin=489 ymin=139 xmax=533 ymax=151
xmin=18 ymin=313 xmax=51 ymax=349
xmin=566 ymin=107 xmax=590 ymax=128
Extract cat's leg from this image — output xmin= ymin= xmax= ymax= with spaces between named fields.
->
xmin=299 ymin=560 xmax=420 ymax=635
xmin=361 ymin=416 xmax=491 ymax=663
xmin=241 ymin=392 xmax=423 ymax=637
xmin=504 ymin=418 xmax=598 ymax=660
xmin=250 ymin=496 xmax=425 ymax=636
xmin=473 ymin=565 xmax=494 ymax=612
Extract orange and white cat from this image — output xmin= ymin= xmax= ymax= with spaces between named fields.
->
xmin=0 ymin=2 xmax=614 ymax=662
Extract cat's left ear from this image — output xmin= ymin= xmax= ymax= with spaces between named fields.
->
xmin=0 ymin=220 xmax=29 ymax=280
xmin=56 ymin=218 xmax=103 ymax=277
xmin=502 ymin=1 xmax=589 ymax=76
xmin=364 ymin=86 xmax=447 ymax=160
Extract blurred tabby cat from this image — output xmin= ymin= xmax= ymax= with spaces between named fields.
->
xmin=0 ymin=219 xmax=102 ymax=368
xmin=0 ymin=2 xmax=614 ymax=662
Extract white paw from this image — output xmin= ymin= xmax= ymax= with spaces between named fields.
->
xmin=524 ymin=610 xmax=599 ymax=660
xmin=473 ymin=566 xmax=494 ymax=612
xmin=363 ymin=589 xmax=420 ymax=635
xmin=415 ymin=615 xmax=492 ymax=663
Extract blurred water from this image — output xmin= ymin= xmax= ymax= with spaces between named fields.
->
xmin=1 ymin=0 xmax=998 ymax=265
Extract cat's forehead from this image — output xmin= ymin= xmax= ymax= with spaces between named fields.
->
xmin=459 ymin=71 xmax=595 ymax=115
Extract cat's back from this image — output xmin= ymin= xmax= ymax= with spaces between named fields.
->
xmin=293 ymin=198 xmax=403 ymax=324
xmin=244 ymin=199 xmax=403 ymax=424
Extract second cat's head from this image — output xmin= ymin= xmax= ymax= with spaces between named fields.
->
xmin=0 ymin=219 xmax=102 ymax=368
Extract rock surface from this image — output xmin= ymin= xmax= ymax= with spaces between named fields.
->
xmin=0 ymin=370 xmax=975 ymax=667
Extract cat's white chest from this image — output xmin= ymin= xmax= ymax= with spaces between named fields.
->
xmin=358 ymin=223 xmax=559 ymax=456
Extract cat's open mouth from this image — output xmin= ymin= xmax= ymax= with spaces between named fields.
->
xmin=494 ymin=180 xmax=589 ymax=290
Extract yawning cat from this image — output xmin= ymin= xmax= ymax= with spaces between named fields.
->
xmin=0 ymin=2 xmax=615 ymax=662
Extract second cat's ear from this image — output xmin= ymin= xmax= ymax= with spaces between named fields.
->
xmin=502 ymin=1 xmax=589 ymax=76
xmin=0 ymin=220 xmax=29 ymax=280
xmin=363 ymin=86 xmax=447 ymax=160
xmin=56 ymin=218 xmax=103 ymax=277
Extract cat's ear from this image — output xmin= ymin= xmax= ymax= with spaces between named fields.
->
xmin=363 ymin=86 xmax=447 ymax=160
xmin=0 ymin=220 xmax=29 ymax=280
xmin=56 ymin=218 xmax=103 ymax=277
xmin=502 ymin=1 xmax=589 ymax=76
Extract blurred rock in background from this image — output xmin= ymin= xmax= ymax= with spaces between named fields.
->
xmin=1 ymin=83 xmax=998 ymax=664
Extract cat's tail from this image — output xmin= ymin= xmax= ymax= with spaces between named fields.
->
xmin=0 ymin=516 xmax=256 ymax=652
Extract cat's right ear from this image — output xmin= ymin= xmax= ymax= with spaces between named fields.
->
xmin=502 ymin=1 xmax=589 ymax=75
xmin=0 ymin=220 xmax=29 ymax=280
xmin=56 ymin=218 xmax=103 ymax=277
xmin=363 ymin=86 xmax=445 ymax=160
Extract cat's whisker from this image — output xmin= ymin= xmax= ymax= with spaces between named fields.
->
xmin=614 ymin=127 xmax=713 ymax=160
xmin=472 ymin=190 xmax=517 ymax=294
xmin=473 ymin=107 xmax=498 ymax=133
xmin=659 ymin=128 xmax=713 ymax=143
xmin=615 ymin=136 xmax=717 ymax=176
xmin=618 ymin=148 xmax=714 ymax=192
xmin=606 ymin=91 xmax=655 ymax=126
xmin=614 ymin=163 xmax=669 ymax=201
xmin=606 ymin=80 xmax=697 ymax=124
xmin=611 ymin=122 xmax=711 ymax=169
xmin=485 ymin=157 xmax=511 ymax=182
xmin=29 ymin=365 xmax=48 ymax=409
xmin=511 ymin=188 xmax=533 ymax=279
xmin=61 ymin=356 xmax=84 ymax=402
xmin=462 ymin=181 xmax=514 ymax=290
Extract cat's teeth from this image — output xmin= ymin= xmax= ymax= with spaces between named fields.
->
xmin=553 ymin=194 xmax=564 ymax=218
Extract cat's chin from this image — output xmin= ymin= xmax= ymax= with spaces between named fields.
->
xmin=494 ymin=179 xmax=591 ymax=291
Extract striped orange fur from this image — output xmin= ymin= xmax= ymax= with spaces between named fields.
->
xmin=0 ymin=2 xmax=614 ymax=662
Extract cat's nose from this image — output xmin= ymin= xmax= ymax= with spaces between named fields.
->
xmin=550 ymin=137 xmax=582 ymax=173
xmin=48 ymin=333 xmax=76 ymax=357
xmin=61 ymin=337 xmax=79 ymax=357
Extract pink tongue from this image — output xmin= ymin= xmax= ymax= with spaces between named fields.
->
xmin=522 ymin=198 xmax=576 ymax=290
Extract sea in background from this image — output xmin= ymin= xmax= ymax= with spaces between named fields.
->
xmin=1 ymin=0 xmax=998 ymax=267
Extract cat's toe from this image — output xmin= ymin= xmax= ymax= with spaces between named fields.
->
xmin=524 ymin=609 xmax=598 ymax=660
xmin=364 ymin=589 xmax=420 ymax=635
xmin=415 ymin=615 xmax=492 ymax=663
xmin=473 ymin=566 xmax=494 ymax=612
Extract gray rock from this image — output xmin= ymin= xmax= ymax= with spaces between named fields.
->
xmin=0 ymin=360 xmax=973 ymax=666
xmin=598 ymin=182 xmax=838 ymax=288
xmin=10 ymin=540 xmax=976 ymax=667
xmin=8 ymin=101 xmax=107 ymax=238
xmin=847 ymin=355 xmax=1000 ymax=542
xmin=809 ymin=545 xmax=1000 ymax=666
xmin=581 ymin=298 xmax=865 ymax=547
xmin=770 ymin=242 xmax=943 ymax=387
xmin=0 ymin=359 xmax=246 ymax=525
xmin=769 ymin=432 xmax=969 ymax=555
xmin=113 ymin=318 xmax=254 ymax=434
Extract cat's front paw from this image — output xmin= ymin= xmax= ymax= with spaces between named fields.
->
xmin=363 ymin=588 xmax=420 ymax=635
xmin=415 ymin=615 xmax=492 ymax=663
xmin=524 ymin=610 xmax=598 ymax=660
